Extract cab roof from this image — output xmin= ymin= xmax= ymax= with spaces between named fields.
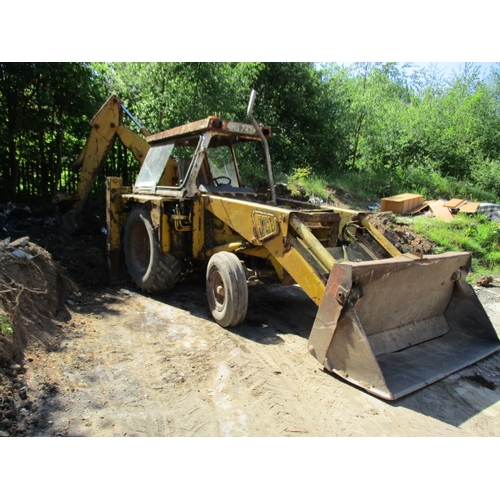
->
xmin=147 ymin=117 xmax=272 ymax=144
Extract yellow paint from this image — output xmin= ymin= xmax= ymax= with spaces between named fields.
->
xmin=161 ymin=213 xmax=170 ymax=253
xmin=192 ymin=199 xmax=204 ymax=258
xmin=204 ymin=195 xmax=328 ymax=305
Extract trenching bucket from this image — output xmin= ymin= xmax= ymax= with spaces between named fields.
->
xmin=308 ymin=252 xmax=500 ymax=400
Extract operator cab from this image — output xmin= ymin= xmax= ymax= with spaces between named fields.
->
xmin=133 ymin=117 xmax=270 ymax=199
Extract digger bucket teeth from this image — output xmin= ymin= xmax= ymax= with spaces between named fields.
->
xmin=308 ymin=252 xmax=500 ymax=400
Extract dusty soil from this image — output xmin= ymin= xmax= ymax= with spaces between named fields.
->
xmin=15 ymin=280 xmax=500 ymax=437
xmin=1 ymin=200 xmax=500 ymax=437
xmin=364 ymin=211 xmax=435 ymax=254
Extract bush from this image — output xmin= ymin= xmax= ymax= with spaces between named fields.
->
xmin=470 ymin=158 xmax=500 ymax=201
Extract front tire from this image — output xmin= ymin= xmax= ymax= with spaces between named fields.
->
xmin=206 ymin=252 xmax=248 ymax=327
xmin=124 ymin=205 xmax=182 ymax=293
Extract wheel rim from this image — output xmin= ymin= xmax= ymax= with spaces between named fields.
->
xmin=130 ymin=222 xmax=150 ymax=274
xmin=211 ymin=270 xmax=225 ymax=312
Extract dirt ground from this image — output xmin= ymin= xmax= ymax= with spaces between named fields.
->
xmin=1 ymin=199 xmax=500 ymax=437
xmin=15 ymin=280 xmax=500 ymax=437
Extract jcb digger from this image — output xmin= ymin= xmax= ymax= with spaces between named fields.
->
xmin=64 ymin=92 xmax=499 ymax=400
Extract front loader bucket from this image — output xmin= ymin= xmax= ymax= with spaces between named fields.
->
xmin=308 ymin=252 xmax=500 ymax=400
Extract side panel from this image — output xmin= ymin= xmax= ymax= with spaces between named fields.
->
xmin=204 ymin=195 xmax=328 ymax=304
xmin=192 ymin=198 xmax=206 ymax=259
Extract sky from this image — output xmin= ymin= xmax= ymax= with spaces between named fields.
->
xmin=407 ymin=62 xmax=498 ymax=78
xmin=332 ymin=62 xmax=499 ymax=81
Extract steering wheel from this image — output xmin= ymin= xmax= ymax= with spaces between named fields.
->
xmin=212 ymin=176 xmax=232 ymax=186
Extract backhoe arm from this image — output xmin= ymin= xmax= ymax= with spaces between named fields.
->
xmin=60 ymin=95 xmax=150 ymax=212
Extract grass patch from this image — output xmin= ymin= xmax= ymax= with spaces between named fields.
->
xmin=294 ymin=166 xmax=500 ymax=205
xmin=397 ymin=170 xmax=499 ymax=203
xmin=286 ymin=167 xmax=330 ymax=200
xmin=286 ymin=164 xmax=499 ymax=206
xmin=0 ymin=314 xmax=14 ymax=336
xmin=407 ymin=213 xmax=500 ymax=280
xmin=285 ymin=168 xmax=380 ymax=204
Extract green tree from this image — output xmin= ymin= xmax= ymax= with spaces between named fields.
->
xmin=250 ymin=62 xmax=339 ymax=177
xmin=93 ymin=62 xmax=336 ymax=181
xmin=0 ymin=62 xmax=104 ymax=203
xmin=321 ymin=63 xmax=413 ymax=194
xmin=393 ymin=63 xmax=500 ymax=196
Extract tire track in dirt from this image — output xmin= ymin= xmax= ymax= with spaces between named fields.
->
xmin=20 ymin=280 xmax=500 ymax=437
xmin=200 ymin=286 xmax=393 ymax=436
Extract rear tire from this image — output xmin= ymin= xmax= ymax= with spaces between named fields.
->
xmin=124 ymin=206 xmax=182 ymax=293
xmin=206 ymin=252 xmax=248 ymax=327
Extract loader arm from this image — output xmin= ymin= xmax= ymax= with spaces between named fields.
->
xmin=204 ymin=194 xmax=337 ymax=304
xmin=204 ymin=195 xmax=403 ymax=304
xmin=59 ymin=95 xmax=151 ymax=212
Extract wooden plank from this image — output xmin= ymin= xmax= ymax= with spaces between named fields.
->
xmin=443 ymin=198 xmax=466 ymax=209
xmin=407 ymin=202 xmax=429 ymax=215
xmin=459 ymin=202 xmax=480 ymax=213
xmin=428 ymin=200 xmax=454 ymax=221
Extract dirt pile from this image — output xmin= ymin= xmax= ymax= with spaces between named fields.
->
xmin=0 ymin=201 xmax=112 ymax=435
xmin=364 ymin=211 xmax=435 ymax=254
xmin=325 ymin=184 xmax=376 ymax=210
xmin=0 ymin=231 xmax=77 ymax=435
xmin=0 ymin=238 xmax=73 ymax=360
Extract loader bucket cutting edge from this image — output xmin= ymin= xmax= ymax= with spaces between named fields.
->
xmin=308 ymin=252 xmax=500 ymax=400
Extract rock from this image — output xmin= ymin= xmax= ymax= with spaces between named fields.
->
xmin=11 ymin=249 xmax=33 ymax=260
xmin=10 ymin=237 xmax=30 ymax=248
xmin=19 ymin=387 xmax=28 ymax=400
xmin=476 ymin=275 xmax=493 ymax=287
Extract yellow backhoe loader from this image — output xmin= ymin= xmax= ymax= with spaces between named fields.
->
xmin=68 ymin=91 xmax=500 ymax=400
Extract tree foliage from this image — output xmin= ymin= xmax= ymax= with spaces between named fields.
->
xmin=0 ymin=62 xmax=104 ymax=202
xmin=1 ymin=61 xmax=500 ymax=206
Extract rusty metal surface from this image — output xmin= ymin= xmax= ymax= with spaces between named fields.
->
xmin=308 ymin=264 xmax=353 ymax=363
xmin=310 ymin=252 xmax=500 ymax=399
xmin=204 ymin=195 xmax=332 ymax=305
xmin=147 ymin=118 xmax=271 ymax=144
xmin=349 ymin=253 xmax=469 ymax=336
xmin=116 ymin=125 xmax=150 ymax=164
xmin=73 ymin=97 xmax=122 ymax=210
xmin=252 ymin=211 xmax=280 ymax=242
xmin=294 ymin=211 xmax=341 ymax=223
xmin=376 ymin=327 xmax=500 ymax=399
xmin=289 ymin=215 xmax=335 ymax=271
xmin=66 ymin=95 xmax=150 ymax=213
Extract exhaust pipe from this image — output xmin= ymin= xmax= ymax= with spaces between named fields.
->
xmin=247 ymin=90 xmax=276 ymax=205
